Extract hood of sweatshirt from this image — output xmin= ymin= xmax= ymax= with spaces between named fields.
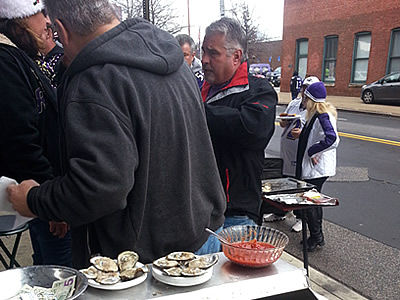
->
xmin=65 ymin=18 xmax=183 ymax=80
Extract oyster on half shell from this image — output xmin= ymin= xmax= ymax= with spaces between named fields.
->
xmin=166 ymin=251 xmax=195 ymax=261
xmin=120 ymin=265 xmax=149 ymax=281
xmin=95 ymin=271 xmax=120 ymax=285
xmin=153 ymin=257 xmax=179 ymax=269
xmin=90 ymin=256 xmax=119 ymax=272
xmin=181 ymin=267 xmax=206 ymax=277
xmin=163 ymin=267 xmax=183 ymax=277
xmin=90 ymin=256 xmax=118 ymax=272
xmin=79 ymin=265 xmax=98 ymax=279
xmin=187 ymin=254 xmax=219 ymax=269
xmin=117 ymin=250 xmax=139 ymax=271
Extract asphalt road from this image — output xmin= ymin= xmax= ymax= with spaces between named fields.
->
xmin=265 ymin=106 xmax=400 ymax=249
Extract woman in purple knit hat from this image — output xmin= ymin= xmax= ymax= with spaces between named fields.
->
xmin=292 ymin=81 xmax=340 ymax=251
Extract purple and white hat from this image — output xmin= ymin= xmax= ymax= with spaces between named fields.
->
xmin=302 ymin=76 xmax=320 ymax=87
xmin=304 ymin=81 xmax=327 ymax=103
xmin=0 ymin=0 xmax=44 ymax=19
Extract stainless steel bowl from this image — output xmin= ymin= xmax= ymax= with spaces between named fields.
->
xmin=0 ymin=265 xmax=88 ymax=300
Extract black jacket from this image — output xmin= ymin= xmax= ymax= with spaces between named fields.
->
xmin=0 ymin=36 xmax=60 ymax=183
xmin=202 ymin=63 xmax=277 ymax=222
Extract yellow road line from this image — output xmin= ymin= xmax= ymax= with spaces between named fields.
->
xmin=274 ymin=122 xmax=400 ymax=146
xmin=338 ymin=132 xmax=400 ymax=146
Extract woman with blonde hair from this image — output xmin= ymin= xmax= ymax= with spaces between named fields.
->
xmin=292 ymin=81 xmax=339 ymax=251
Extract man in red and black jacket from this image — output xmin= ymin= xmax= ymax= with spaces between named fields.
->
xmin=201 ymin=17 xmax=277 ymax=227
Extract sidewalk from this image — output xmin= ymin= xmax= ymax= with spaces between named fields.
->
xmin=278 ymin=91 xmax=400 ymax=118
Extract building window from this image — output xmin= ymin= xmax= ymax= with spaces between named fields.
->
xmin=387 ymin=28 xmax=400 ymax=74
xmin=322 ymin=36 xmax=338 ymax=83
xmin=296 ymin=39 xmax=308 ymax=79
xmin=351 ymin=32 xmax=371 ymax=83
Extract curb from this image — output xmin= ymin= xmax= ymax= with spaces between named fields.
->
xmin=281 ymin=252 xmax=369 ymax=300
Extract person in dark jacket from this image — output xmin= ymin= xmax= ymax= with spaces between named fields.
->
xmin=8 ymin=0 xmax=226 ymax=268
xmin=34 ymin=9 xmax=64 ymax=88
xmin=201 ymin=18 xmax=277 ymax=228
xmin=290 ymin=71 xmax=303 ymax=100
xmin=176 ymin=33 xmax=204 ymax=89
xmin=0 ymin=0 xmax=71 ymax=266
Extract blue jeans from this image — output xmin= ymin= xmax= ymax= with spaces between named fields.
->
xmin=29 ymin=219 xmax=72 ymax=267
xmin=195 ymin=226 xmax=223 ymax=255
xmin=223 ymin=215 xmax=257 ymax=229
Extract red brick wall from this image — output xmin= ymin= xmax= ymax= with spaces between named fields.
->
xmin=281 ymin=0 xmax=400 ymax=97
xmin=248 ymin=40 xmax=282 ymax=70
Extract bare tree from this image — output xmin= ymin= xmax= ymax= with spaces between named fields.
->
xmin=112 ymin=0 xmax=182 ymax=34
xmin=227 ymin=1 xmax=270 ymax=61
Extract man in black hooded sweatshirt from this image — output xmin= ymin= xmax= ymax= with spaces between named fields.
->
xmin=8 ymin=0 xmax=226 ymax=268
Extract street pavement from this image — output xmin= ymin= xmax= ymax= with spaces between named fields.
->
xmin=1 ymin=92 xmax=399 ymax=299
xmin=273 ymin=92 xmax=400 ymax=300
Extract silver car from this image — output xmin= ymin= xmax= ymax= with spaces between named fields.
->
xmin=361 ymin=72 xmax=400 ymax=104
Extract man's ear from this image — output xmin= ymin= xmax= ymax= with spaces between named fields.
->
xmin=232 ymin=49 xmax=243 ymax=65
xmin=54 ymin=19 xmax=69 ymax=46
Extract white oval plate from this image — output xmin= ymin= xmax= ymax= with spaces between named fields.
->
xmin=276 ymin=115 xmax=301 ymax=120
xmin=87 ymin=262 xmax=147 ymax=290
xmin=152 ymin=265 xmax=213 ymax=287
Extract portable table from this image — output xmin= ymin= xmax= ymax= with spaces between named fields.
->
xmin=261 ymin=177 xmax=339 ymax=276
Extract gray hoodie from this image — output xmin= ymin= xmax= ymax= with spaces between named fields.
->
xmin=28 ymin=18 xmax=226 ymax=267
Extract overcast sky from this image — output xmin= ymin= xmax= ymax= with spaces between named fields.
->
xmin=173 ymin=0 xmax=284 ymax=42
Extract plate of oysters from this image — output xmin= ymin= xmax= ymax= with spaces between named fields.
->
xmin=80 ymin=250 xmax=148 ymax=290
xmin=152 ymin=251 xmax=218 ymax=287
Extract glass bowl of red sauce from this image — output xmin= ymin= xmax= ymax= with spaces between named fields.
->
xmin=220 ymin=225 xmax=289 ymax=268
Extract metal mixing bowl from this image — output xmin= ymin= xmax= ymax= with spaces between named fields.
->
xmin=0 ymin=265 xmax=88 ymax=300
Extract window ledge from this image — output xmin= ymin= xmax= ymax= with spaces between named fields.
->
xmin=323 ymin=83 xmax=335 ymax=87
xmin=348 ymin=83 xmax=364 ymax=88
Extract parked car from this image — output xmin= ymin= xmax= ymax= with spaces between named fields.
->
xmin=361 ymin=72 xmax=400 ymax=104
xmin=270 ymin=67 xmax=281 ymax=87
xmin=249 ymin=63 xmax=271 ymax=77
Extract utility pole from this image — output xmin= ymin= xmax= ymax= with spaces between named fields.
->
xmin=220 ymin=0 xmax=225 ymax=17
xmin=187 ymin=0 xmax=190 ymax=36
xmin=143 ymin=0 xmax=149 ymax=21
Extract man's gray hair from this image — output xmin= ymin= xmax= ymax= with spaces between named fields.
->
xmin=205 ymin=17 xmax=247 ymax=62
xmin=44 ymin=0 xmax=117 ymax=36
xmin=175 ymin=34 xmax=195 ymax=53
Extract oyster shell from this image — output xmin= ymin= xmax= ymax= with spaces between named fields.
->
xmin=117 ymin=251 xmax=139 ymax=271
xmin=181 ymin=267 xmax=206 ymax=277
xmin=187 ymin=254 xmax=219 ymax=269
xmin=119 ymin=265 xmax=148 ymax=281
xmin=90 ymin=256 xmax=119 ymax=272
xmin=95 ymin=271 xmax=120 ymax=285
xmin=166 ymin=251 xmax=195 ymax=261
xmin=79 ymin=266 xmax=98 ymax=279
xmin=153 ymin=257 xmax=179 ymax=269
xmin=163 ymin=267 xmax=183 ymax=277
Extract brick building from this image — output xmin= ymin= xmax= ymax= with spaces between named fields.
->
xmin=280 ymin=0 xmax=400 ymax=97
xmin=248 ymin=40 xmax=282 ymax=70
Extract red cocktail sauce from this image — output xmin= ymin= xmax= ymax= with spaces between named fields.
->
xmin=233 ymin=239 xmax=275 ymax=250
